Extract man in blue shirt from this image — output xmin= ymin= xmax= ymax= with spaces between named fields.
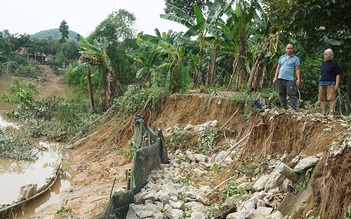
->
xmin=318 ymin=48 xmax=340 ymax=115
xmin=273 ymin=43 xmax=301 ymax=112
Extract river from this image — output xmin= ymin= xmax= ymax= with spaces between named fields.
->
xmin=0 ymin=79 xmax=73 ymax=216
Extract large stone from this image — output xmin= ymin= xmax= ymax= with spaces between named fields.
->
xmin=294 ymin=156 xmax=320 ymax=173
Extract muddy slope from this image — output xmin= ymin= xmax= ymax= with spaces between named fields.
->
xmin=25 ymin=93 xmax=351 ymax=218
xmin=150 ymin=94 xmax=351 ymax=218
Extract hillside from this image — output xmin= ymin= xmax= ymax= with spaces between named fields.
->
xmin=20 ymin=90 xmax=351 ymax=218
xmin=30 ymin=28 xmax=81 ymax=42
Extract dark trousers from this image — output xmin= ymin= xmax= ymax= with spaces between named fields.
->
xmin=278 ymin=79 xmax=297 ymax=109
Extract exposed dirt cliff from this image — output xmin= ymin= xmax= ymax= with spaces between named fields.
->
xmin=19 ymin=92 xmax=351 ymax=219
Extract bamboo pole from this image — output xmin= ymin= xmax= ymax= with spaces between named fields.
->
xmin=219 ymin=109 xmax=239 ymax=130
xmin=206 ymin=175 xmax=236 ymax=197
xmin=218 ymin=132 xmax=251 ymax=166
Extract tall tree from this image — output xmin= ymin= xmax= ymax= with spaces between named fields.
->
xmin=59 ymin=20 xmax=69 ymax=43
xmin=87 ymin=9 xmax=138 ymax=85
xmin=164 ymin=0 xmax=210 ymax=18
xmin=264 ymin=0 xmax=351 ymax=99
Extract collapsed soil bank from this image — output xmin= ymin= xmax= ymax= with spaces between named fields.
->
xmin=23 ymin=92 xmax=351 ymax=218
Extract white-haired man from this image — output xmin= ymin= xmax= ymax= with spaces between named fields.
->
xmin=318 ymin=48 xmax=340 ymax=115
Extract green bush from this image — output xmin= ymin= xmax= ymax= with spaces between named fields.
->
xmin=18 ymin=65 xmax=37 ymax=77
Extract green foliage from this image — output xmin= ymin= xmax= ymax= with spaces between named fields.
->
xmin=0 ymin=128 xmax=39 ymax=160
xmin=132 ymin=30 xmax=191 ymax=94
xmin=64 ymin=63 xmax=87 ymax=87
xmin=205 ymin=211 xmax=215 ymax=219
xmin=336 ymin=89 xmax=351 ymax=115
xmin=0 ymin=62 xmax=5 ymax=75
xmin=235 ymin=162 xmax=261 ymax=180
xmin=1 ymin=78 xmax=40 ymax=119
xmin=18 ymin=65 xmax=37 ymax=77
xmin=12 ymin=53 xmax=29 ymax=66
xmin=196 ymin=129 xmax=219 ymax=153
xmin=222 ymin=181 xmax=247 ymax=197
xmin=298 ymin=56 xmax=322 ymax=102
xmin=167 ymin=130 xmax=192 ymax=152
xmin=219 ymin=181 xmax=249 ymax=207
xmin=59 ymin=20 xmax=69 ymax=43
xmin=123 ymin=143 xmax=136 ymax=159
xmin=87 ymin=9 xmax=138 ymax=86
xmin=1 ymin=78 xmax=97 ymax=141
xmin=295 ymin=167 xmax=313 ymax=193
xmin=57 ymin=100 xmax=93 ymax=129
xmin=113 ymin=86 xmax=163 ymax=116
xmin=56 ymin=200 xmax=74 ymax=216
xmin=172 ymin=177 xmax=192 ymax=185
xmin=345 ymin=203 xmax=351 ymax=219
xmin=30 ymin=29 xmax=81 ymax=42
xmin=208 ymin=163 xmax=225 ymax=173
xmin=164 ymin=0 xmax=210 ymax=18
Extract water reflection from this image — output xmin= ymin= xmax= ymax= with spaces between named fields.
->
xmin=0 ymin=78 xmax=76 ymax=216
xmin=19 ymin=166 xmax=72 ymax=215
xmin=0 ymin=110 xmax=19 ymax=129
xmin=0 ymin=142 xmax=63 ymax=203
xmin=0 ymin=113 xmax=72 ymax=216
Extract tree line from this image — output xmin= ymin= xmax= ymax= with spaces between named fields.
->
xmin=1 ymin=0 xmax=351 ymax=113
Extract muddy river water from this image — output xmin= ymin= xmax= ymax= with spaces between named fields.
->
xmin=0 ymin=80 xmax=74 ymax=216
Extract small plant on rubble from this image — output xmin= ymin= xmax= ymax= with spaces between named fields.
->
xmin=168 ymin=130 xmax=192 ymax=152
xmin=345 ymin=203 xmax=351 ymax=219
xmin=56 ymin=200 xmax=74 ymax=216
xmin=172 ymin=176 xmax=192 ymax=186
xmin=220 ymin=181 xmax=249 ymax=206
xmin=295 ymin=167 xmax=313 ymax=193
xmin=196 ymin=129 xmax=218 ymax=153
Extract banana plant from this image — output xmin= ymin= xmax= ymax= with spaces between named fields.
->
xmin=131 ymin=29 xmax=190 ymax=94
xmin=73 ymin=37 xmax=124 ymax=110
xmin=216 ymin=0 xmax=263 ymax=91
xmin=160 ymin=1 xmax=232 ymax=88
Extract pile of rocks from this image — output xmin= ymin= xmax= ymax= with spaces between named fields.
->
xmin=126 ymin=121 xmax=320 ymax=219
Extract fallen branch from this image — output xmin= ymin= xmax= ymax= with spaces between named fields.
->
xmin=206 ymin=175 xmax=236 ymax=197
xmin=218 ymin=132 xmax=251 ymax=166
xmin=219 ymin=109 xmax=239 ymax=130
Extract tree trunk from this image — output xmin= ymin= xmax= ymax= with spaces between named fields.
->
xmin=87 ymin=67 xmax=94 ymax=110
xmin=248 ymin=55 xmax=267 ymax=91
xmin=206 ymin=45 xmax=218 ymax=87
xmin=194 ymin=46 xmax=204 ymax=88
xmin=227 ymin=39 xmax=247 ymax=91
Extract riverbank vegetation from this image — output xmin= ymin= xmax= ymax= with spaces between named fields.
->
xmin=1 ymin=0 xmax=351 ymax=160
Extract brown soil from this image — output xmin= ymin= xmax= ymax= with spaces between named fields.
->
xmin=13 ymin=72 xmax=351 ymax=219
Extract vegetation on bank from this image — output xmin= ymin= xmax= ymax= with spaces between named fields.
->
xmin=0 ymin=0 xmax=351 ymax=168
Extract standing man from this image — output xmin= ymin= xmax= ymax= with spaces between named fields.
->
xmin=318 ymin=48 xmax=340 ymax=115
xmin=273 ymin=43 xmax=301 ymax=112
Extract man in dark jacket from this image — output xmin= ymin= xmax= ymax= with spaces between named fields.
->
xmin=318 ymin=48 xmax=340 ymax=115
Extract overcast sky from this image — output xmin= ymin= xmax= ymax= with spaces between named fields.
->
xmin=0 ymin=0 xmax=186 ymax=37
